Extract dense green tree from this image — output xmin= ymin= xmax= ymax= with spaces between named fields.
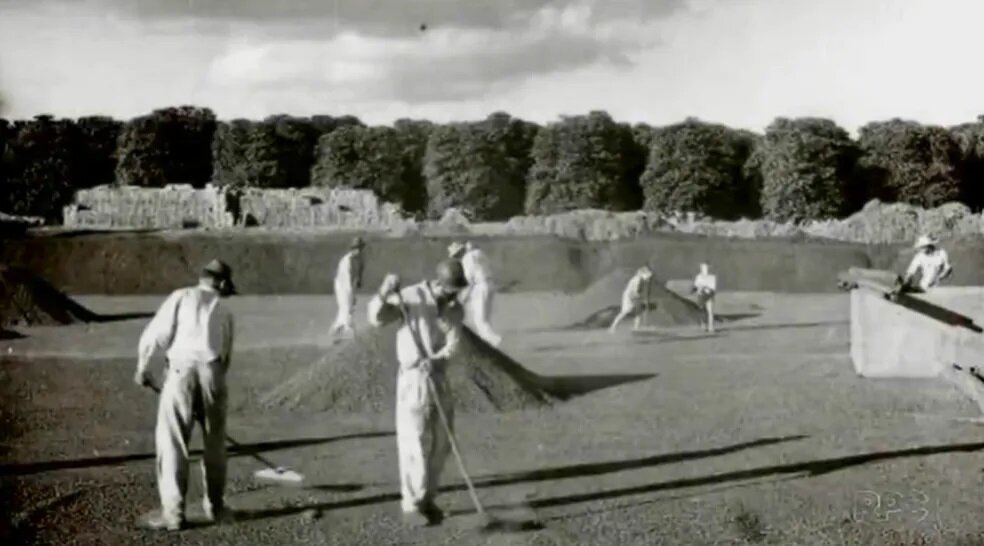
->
xmin=1 ymin=115 xmax=78 ymax=221
xmin=525 ymin=111 xmax=641 ymax=214
xmin=949 ymin=117 xmax=984 ymax=211
xmin=74 ymin=116 xmax=122 ymax=187
xmin=312 ymin=125 xmax=411 ymax=208
xmin=755 ymin=117 xmax=860 ymax=222
xmin=640 ymin=118 xmax=757 ymax=219
xmin=116 ymin=106 xmax=216 ymax=187
xmin=857 ymin=119 xmax=963 ymax=208
xmin=424 ymin=113 xmax=535 ymax=220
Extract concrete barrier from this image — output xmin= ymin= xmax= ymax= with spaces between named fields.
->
xmin=850 ymin=284 xmax=984 ymax=378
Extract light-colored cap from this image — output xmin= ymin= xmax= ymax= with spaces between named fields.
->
xmin=447 ymin=241 xmax=466 ymax=257
xmin=914 ymin=235 xmax=939 ymax=249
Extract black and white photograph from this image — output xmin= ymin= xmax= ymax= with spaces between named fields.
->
xmin=1 ymin=0 xmax=984 ymax=544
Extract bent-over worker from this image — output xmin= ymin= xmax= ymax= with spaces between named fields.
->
xmin=448 ymin=241 xmax=501 ymax=347
xmin=367 ymin=259 xmax=468 ymax=527
xmin=134 ymin=259 xmax=236 ymax=531
xmin=331 ymin=236 xmax=365 ymax=336
xmin=691 ymin=263 xmax=717 ymax=333
xmin=609 ymin=265 xmax=653 ymax=333
xmin=902 ymin=235 xmax=952 ymax=292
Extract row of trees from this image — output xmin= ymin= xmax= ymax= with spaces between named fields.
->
xmin=2 ymin=107 xmax=983 ymax=223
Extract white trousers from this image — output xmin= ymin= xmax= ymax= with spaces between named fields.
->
xmin=395 ymin=366 xmax=453 ymax=513
xmin=467 ymin=282 xmax=501 ymax=346
xmin=156 ymin=358 xmax=227 ymax=524
xmin=332 ymin=282 xmax=355 ymax=333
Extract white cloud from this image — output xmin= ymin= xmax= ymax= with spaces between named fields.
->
xmin=1 ymin=0 xmax=982 ymax=133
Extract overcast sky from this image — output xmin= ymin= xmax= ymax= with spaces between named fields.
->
xmin=0 ymin=0 xmax=981 ymax=132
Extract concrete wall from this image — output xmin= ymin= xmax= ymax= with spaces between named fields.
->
xmin=850 ymin=286 xmax=984 ymax=378
xmin=64 ymin=185 xmax=231 ymax=229
xmin=62 ymin=185 xmax=409 ymax=231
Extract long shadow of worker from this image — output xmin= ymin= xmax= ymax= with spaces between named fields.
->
xmin=238 ymin=437 xmax=984 ymax=522
xmin=489 ymin=440 xmax=984 ymax=512
xmin=236 ymin=435 xmax=806 ymax=522
xmin=0 ymin=431 xmax=393 ymax=477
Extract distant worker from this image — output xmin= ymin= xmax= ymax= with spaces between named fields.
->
xmin=609 ymin=265 xmax=653 ymax=333
xmin=367 ymin=260 xmax=468 ymax=527
xmin=134 ymin=259 xmax=237 ymax=531
xmin=331 ymin=237 xmax=365 ymax=337
xmin=901 ymin=235 xmax=952 ymax=293
xmin=448 ymin=241 xmax=501 ymax=347
xmin=691 ymin=263 xmax=718 ymax=333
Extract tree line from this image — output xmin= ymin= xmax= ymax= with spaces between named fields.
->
xmin=1 ymin=106 xmax=983 ymax=224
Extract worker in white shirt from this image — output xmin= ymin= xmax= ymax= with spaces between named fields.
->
xmin=134 ymin=259 xmax=236 ymax=531
xmin=902 ymin=235 xmax=952 ymax=293
xmin=609 ymin=265 xmax=653 ymax=333
xmin=691 ymin=263 xmax=717 ymax=333
xmin=367 ymin=259 xmax=468 ymax=527
xmin=448 ymin=241 xmax=501 ymax=347
xmin=331 ymin=237 xmax=365 ymax=337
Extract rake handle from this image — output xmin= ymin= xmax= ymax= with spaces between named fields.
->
xmin=390 ymin=289 xmax=488 ymax=516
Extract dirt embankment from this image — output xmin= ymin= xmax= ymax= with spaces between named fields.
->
xmin=0 ymin=230 xmax=880 ymax=295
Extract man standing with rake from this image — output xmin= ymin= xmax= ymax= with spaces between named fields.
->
xmin=367 ymin=259 xmax=468 ymax=527
xmin=134 ymin=259 xmax=236 ymax=531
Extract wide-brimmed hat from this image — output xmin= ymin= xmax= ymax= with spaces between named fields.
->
xmin=202 ymin=259 xmax=237 ymax=294
xmin=447 ymin=241 xmax=466 ymax=257
xmin=350 ymin=236 xmax=365 ymax=250
xmin=913 ymin=235 xmax=939 ymax=249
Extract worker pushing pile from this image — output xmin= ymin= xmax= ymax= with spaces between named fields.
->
xmin=609 ymin=265 xmax=653 ymax=333
xmin=330 ymin=236 xmax=366 ymax=338
xmin=448 ymin=241 xmax=502 ymax=347
xmin=901 ymin=235 xmax=952 ymax=295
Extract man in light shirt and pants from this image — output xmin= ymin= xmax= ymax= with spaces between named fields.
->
xmin=134 ymin=259 xmax=236 ymax=531
xmin=367 ymin=259 xmax=468 ymax=527
xmin=902 ymin=235 xmax=952 ymax=293
xmin=448 ymin=241 xmax=501 ymax=347
xmin=692 ymin=263 xmax=718 ymax=333
xmin=331 ymin=236 xmax=365 ymax=337
xmin=609 ymin=266 xmax=653 ymax=333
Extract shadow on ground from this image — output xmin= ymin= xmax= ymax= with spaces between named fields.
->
xmin=235 ymin=435 xmax=805 ymax=522
xmin=717 ymin=320 xmax=847 ymax=333
xmin=540 ymin=373 xmax=657 ymax=399
xmin=234 ymin=437 xmax=984 ymax=523
xmin=512 ymin=439 xmax=984 ymax=510
xmin=0 ymin=432 xmax=393 ymax=477
xmin=556 ymin=307 xmax=761 ymax=332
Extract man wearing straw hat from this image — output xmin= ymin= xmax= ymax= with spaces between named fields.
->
xmin=901 ymin=234 xmax=952 ymax=293
xmin=331 ymin=236 xmax=366 ymax=337
xmin=134 ymin=259 xmax=237 ymax=531
xmin=448 ymin=241 xmax=502 ymax=347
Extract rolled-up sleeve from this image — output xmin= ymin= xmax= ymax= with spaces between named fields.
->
xmin=137 ymin=290 xmax=183 ymax=374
